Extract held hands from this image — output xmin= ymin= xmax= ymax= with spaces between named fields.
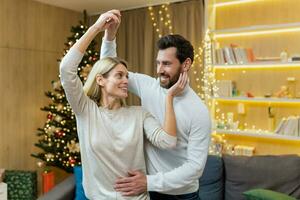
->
xmin=114 ymin=170 xmax=147 ymax=196
xmin=92 ymin=9 xmax=121 ymax=33
xmin=168 ymin=71 xmax=189 ymax=97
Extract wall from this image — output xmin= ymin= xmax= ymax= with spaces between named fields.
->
xmin=0 ymin=0 xmax=81 ymax=173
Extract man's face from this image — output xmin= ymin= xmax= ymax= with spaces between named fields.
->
xmin=156 ymin=47 xmax=183 ymax=89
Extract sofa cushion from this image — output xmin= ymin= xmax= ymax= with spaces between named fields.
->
xmin=223 ymin=155 xmax=300 ymax=200
xmin=243 ymin=189 xmax=297 ymax=200
xmin=74 ymin=166 xmax=88 ymax=200
xmin=199 ymin=155 xmax=224 ymax=200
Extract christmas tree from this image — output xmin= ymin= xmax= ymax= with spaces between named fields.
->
xmin=32 ymin=12 xmax=98 ymax=173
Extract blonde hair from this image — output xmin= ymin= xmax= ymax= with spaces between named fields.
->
xmin=83 ymin=57 xmax=128 ymax=106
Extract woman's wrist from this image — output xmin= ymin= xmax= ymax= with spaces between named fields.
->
xmin=90 ymin=24 xmax=103 ymax=34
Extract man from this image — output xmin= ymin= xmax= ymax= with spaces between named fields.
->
xmin=101 ymin=10 xmax=211 ymax=200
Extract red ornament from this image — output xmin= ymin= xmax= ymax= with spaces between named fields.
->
xmin=55 ymin=130 xmax=64 ymax=137
xmin=69 ymin=157 xmax=76 ymax=165
xmin=47 ymin=114 xmax=53 ymax=120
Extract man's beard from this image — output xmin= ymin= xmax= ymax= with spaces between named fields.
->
xmin=159 ymin=69 xmax=181 ymax=89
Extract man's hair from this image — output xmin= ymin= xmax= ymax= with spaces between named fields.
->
xmin=157 ymin=34 xmax=194 ymax=64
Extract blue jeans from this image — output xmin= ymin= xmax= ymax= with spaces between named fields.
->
xmin=149 ymin=191 xmax=200 ymax=200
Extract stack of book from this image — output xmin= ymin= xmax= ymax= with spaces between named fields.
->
xmin=214 ymin=80 xmax=233 ymax=97
xmin=275 ymin=116 xmax=300 ymax=137
xmin=234 ymin=145 xmax=255 ymax=156
xmin=215 ymin=44 xmax=255 ymax=65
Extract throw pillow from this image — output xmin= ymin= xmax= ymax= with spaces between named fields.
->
xmin=73 ymin=166 xmax=88 ymax=200
xmin=243 ymin=189 xmax=296 ymax=200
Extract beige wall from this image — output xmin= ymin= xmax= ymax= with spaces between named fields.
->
xmin=0 ymin=0 xmax=80 ymax=172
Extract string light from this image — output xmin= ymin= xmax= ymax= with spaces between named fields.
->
xmin=148 ymin=3 xmax=173 ymax=38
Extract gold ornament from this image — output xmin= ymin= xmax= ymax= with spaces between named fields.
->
xmin=67 ymin=140 xmax=80 ymax=153
xmin=37 ymin=161 xmax=45 ymax=168
xmin=52 ymin=80 xmax=62 ymax=90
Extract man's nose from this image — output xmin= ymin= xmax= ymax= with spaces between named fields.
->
xmin=157 ymin=64 xmax=164 ymax=73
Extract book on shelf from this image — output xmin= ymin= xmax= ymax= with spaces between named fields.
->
xmin=275 ymin=116 xmax=299 ymax=137
xmin=214 ymin=45 xmax=255 ymax=65
xmin=223 ymin=46 xmax=236 ymax=64
xmin=215 ymin=48 xmax=225 ymax=64
xmin=214 ymin=80 xmax=232 ymax=97
xmin=246 ymin=48 xmax=255 ymax=62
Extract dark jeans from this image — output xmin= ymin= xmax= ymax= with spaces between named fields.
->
xmin=149 ymin=191 xmax=200 ymax=200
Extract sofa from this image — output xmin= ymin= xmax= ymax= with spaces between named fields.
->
xmin=38 ymin=154 xmax=300 ymax=200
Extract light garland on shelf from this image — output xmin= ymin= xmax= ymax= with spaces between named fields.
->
xmin=202 ymin=29 xmax=218 ymax=106
xmin=191 ymin=44 xmax=204 ymax=97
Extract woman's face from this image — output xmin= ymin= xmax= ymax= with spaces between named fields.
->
xmin=101 ymin=64 xmax=129 ymax=99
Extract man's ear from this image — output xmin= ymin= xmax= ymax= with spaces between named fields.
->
xmin=96 ymin=74 xmax=105 ymax=86
xmin=183 ymin=58 xmax=192 ymax=72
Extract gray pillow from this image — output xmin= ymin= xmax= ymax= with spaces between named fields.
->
xmin=223 ymin=155 xmax=300 ymax=200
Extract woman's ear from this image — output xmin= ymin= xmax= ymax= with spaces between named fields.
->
xmin=183 ymin=58 xmax=192 ymax=72
xmin=96 ymin=74 xmax=105 ymax=86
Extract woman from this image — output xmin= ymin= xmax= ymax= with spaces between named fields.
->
xmin=60 ymin=10 xmax=187 ymax=200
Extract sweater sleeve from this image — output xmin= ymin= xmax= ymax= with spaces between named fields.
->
xmin=60 ymin=47 xmax=89 ymax=115
xmin=146 ymin=112 xmax=211 ymax=192
xmin=143 ymin=110 xmax=177 ymax=149
xmin=100 ymin=38 xmax=117 ymax=58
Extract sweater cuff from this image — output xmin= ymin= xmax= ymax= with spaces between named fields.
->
xmin=147 ymin=173 xmax=163 ymax=192
xmin=100 ymin=37 xmax=117 ymax=58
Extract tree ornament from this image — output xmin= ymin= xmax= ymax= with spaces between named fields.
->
xmin=37 ymin=161 xmax=45 ymax=168
xmin=56 ymin=103 xmax=64 ymax=111
xmin=67 ymin=140 xmax=80 ymax=153
xmin=55 ymin=130 xmax=64 ymax=138
xmin=47 ymin=113 xmax=53 ymax=120
xmin=54 ymin=115 xmax=62 ymax=122
xmin=51 ymin=80 xmax=61 ymax=90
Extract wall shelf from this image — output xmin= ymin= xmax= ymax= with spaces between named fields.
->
xmin=213 ymin=97 xmax=300 ymax=104
xmin=214 ymin=129 xmax=300 ymax=141
xmin=213 ymin=62 xmax=300 ymax=70
xmin=212 ymin=22 xmax=300 ymax=38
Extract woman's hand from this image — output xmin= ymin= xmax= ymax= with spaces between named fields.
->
xmin=167 ymin=71 xmax=188 ymax=97
xmin=92 ymin=9 xmax=121 ymax=33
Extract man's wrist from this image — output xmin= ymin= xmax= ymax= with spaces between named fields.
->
xmin=104 ymin=31 xmax=116 ymax=41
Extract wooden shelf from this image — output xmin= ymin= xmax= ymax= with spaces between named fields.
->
xmin=214 ymin=129 xmax=300 ymax=141
xmin=213 ymin=97 xmax=300 ymax=104
xmin=212 ymin=22 xmax=300 ymax=38
xmin=213 ymin=62 xmax=300 ymax=69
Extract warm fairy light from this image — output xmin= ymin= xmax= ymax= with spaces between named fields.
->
xmin=202 ymin=29 xmax=216 ymax=105
xmin=148 ymin=3 xmax=173 ymax=38
xmin=214 ymin=0 xmax=259 ymax=8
